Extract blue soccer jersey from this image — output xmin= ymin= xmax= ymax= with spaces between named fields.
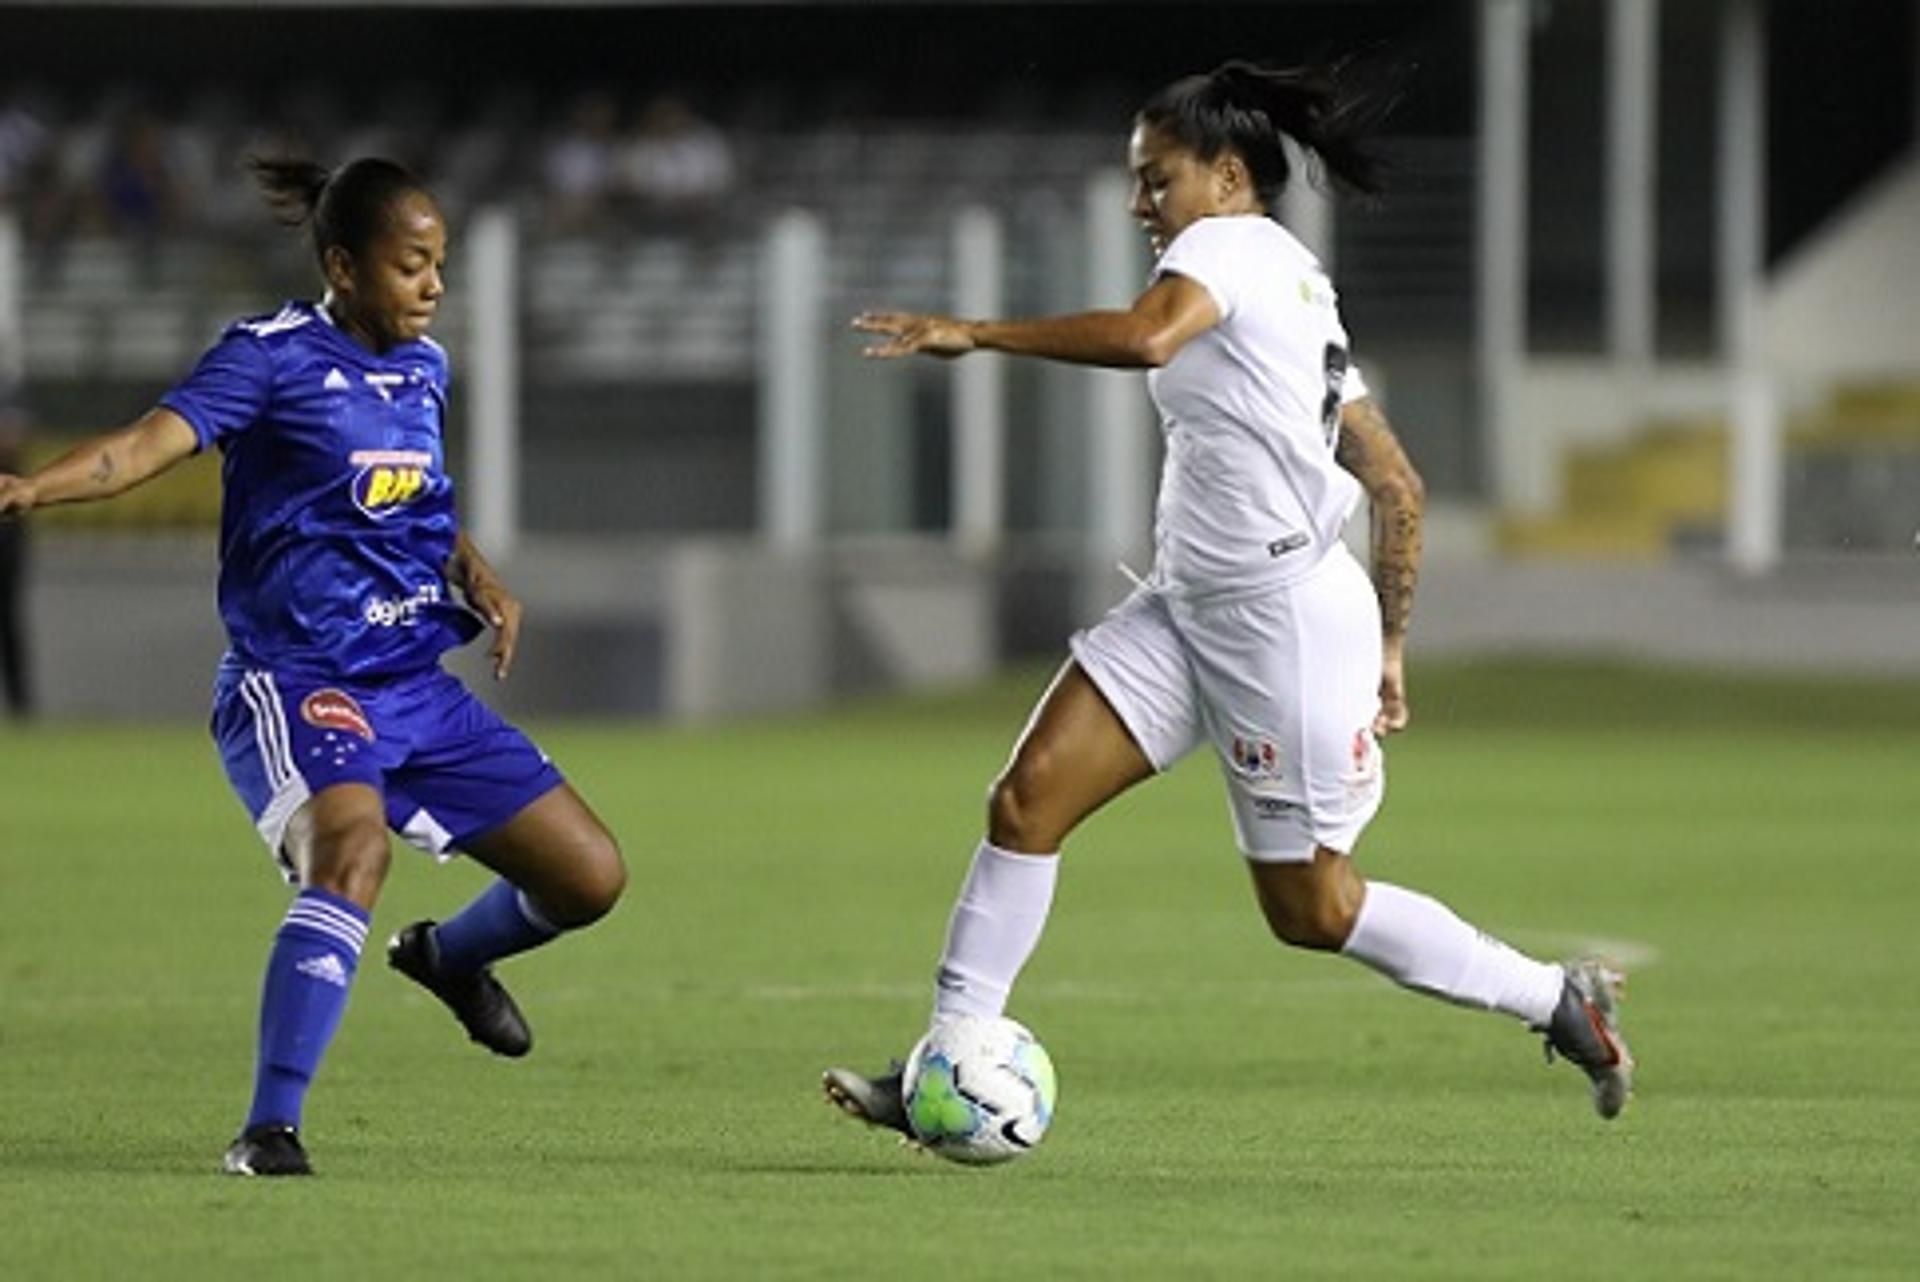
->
xmin=161 ymin=301 xmax=483 ymax=679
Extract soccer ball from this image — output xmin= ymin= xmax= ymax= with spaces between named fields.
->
xmin=903 ymin=1014 xmax=1057 ymax=1165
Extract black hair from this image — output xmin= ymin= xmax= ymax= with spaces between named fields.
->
xmin=247 ymin=155 xmax=430 ymax=270
xmin=1137 ymin=60 xmax=1391 ymax=209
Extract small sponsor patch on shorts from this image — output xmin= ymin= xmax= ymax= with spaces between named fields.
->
xmin=301 ymin=688 xmax=375 ymax=742
xmin=1251 ymin=796 xmax=1301 ymax=820
xmin=1341 ymin=727 xmax=1384 ymax=807
xmin=1348 ymin=727 xmax=1380 ymax=782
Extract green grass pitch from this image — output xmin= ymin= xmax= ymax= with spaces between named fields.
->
xmin=3 ymin=660 xmax=1917 ymax=1279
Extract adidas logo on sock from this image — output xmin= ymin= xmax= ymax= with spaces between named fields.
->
xmin=296 ymin=953 xmax=350 ymax=988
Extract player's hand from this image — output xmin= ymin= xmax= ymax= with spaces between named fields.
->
xmin=0 ymin=472 xmax=37 ymax=518
xmin=853 ymin=311 xmax=977 ymax=359
xmin=464 ymin=577 xmax=522 ymax=681
xmin=1375 ymin=643 xmax=1410 ymax=735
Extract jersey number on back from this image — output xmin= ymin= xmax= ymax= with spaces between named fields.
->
xmin=1320 ymin=342 xmax=1350 ymax=451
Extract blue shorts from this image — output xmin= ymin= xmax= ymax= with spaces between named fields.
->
xmin=211 ymin=662 xmax=565 ymax=881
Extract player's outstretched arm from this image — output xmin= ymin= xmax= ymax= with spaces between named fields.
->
xmin=448 ymin=530 xmax=522 ymax=681
xmin=0 ymin=407 xmax=199 ymax=516
xmin=1336 ymin=396 xmax=1425 ymax=735
xmin=853 ymin=273 xmax=1220 ymax=369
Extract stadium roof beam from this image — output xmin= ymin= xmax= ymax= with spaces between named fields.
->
xmin=951 ymin=207 xmax=1006 ymax=555
xmin=1720 ymin=0 xmax=1780 ymax=575
xmin=760 ymin=210 xmax=827 ymax=550
xmin=1082 ymin=169 xmax=1154 ymax=596
xmin=1607 ymin=0 xmax=1658 ymax=375
xmin=467 ymin=207 xmax=520 ymax=562
xmin=1477 ymin=0 xmax=1545 ymax=515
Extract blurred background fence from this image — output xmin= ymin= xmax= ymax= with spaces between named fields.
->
xmin=0 ymin=0 xmax=1916 ymax=720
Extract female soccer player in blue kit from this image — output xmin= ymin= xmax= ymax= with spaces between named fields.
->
xmin=0 ymin=157 xmax=626 ymax=1176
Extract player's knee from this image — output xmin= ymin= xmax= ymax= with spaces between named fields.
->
xmin=300 ymin=816 xmax=391 ymax=907
xmin=545 ymin=829 xmax=627 ymax=927
xmin=577 ymin=831 xmax=628 ymax=922
xmin=987 ymin=758 xmax=1062 ymax=853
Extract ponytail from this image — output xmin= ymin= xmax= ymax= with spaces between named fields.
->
xmin=246 ymin=154 xmax=429 ymax=270
xmin=248 ymin=155 xmax=332 ymax=228
xmin=1138 ymin=59 xmax=1391 ymax=209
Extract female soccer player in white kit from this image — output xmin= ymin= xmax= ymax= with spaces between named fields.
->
xmin=824 ymin=61 xmax=1634 ymax=1129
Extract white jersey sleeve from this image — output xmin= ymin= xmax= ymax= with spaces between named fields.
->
xmin=1155 ymin=220 xmax=1244 ymax=323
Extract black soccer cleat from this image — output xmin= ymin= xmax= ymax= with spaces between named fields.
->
xmin=1540 ymin=959 xmax=1635 ymax=1120
xmin=388 ymin=920 xmax=533 ymax=1058
xmin=822 ymin=1060 xmax=913 ymax=1138
xmin=222 ymin=1123 xmax=313 ymax=1177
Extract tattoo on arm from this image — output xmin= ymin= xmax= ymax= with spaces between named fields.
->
xmin=1337 ymin=399 xmax=1424 ymax=640
xmin=1370 ymin=496 xmax=1421 ymax=639
xmin=89 ymin=452 xmax=117 ymax=488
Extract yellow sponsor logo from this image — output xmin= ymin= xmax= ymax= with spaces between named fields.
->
xmin=364 ymin=466 xmax=425 ymax=508
xmin=351 ymin=458 xmax=432 ymax=519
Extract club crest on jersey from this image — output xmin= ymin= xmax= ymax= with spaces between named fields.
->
xmin=300 ymin=689 xmax=375 ymax=742
xmin=349 ymin=449 xmax=433 ymax=520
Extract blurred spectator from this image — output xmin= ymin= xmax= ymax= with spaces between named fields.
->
xmin=0 ymin=95 xmax=49 ymax=206
xmin=0 ymin=384 xmax=30 ymax=719
xmin=619 ymin=93 xmax=736 ymax=227
xmin=98 ymin=104 xmax=181 ymax=240
xmin=274 ymin=80 xmax=346 ymax=159
xmin=0 ymin=89 xmax=66 ymax=241
xmin=340 ymin=84 xmax=442 ymax=182
xmin=440 ymin=84 xmax=536 ymax=220
xmin=2 ymin=123 xmax=35 ymax=716
xmin=542 ymin=89 xmax=620 ymax=233
xmin=171 ymin=86 xmax=253 ymax=234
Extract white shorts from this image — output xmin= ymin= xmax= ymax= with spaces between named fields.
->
xmin=1067 ymin=547 xmax=1385 ymax=862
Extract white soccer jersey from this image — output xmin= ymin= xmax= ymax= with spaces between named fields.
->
xmin=1146 ymin=214 xmax=1368 ymax=596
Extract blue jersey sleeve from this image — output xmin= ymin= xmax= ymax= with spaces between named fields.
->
xmin=160 ymin=330 xmax=274 ymax=451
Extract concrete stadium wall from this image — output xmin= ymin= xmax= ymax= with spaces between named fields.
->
xmin=18 ymin=533 xmax=1920 ymax=725
xmin=18 ymin=534 xmax=1001 ymax=722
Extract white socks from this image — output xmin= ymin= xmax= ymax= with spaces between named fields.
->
xmin=1340 ymin=881 xmax=1563 ymax=1026
xmin=932 ymin=841 xmax=1060 ymax=1021
xmin=926 ymin=849 xmax=1561 ymax=1027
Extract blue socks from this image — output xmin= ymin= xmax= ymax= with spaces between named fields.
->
xmin=432 ymin=878 xmax=561 ymax=976
xmin=246 ymin=888 xmax=368 ymax=1132
xmin=241 ymin=880 xmax=558 ymax=1132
